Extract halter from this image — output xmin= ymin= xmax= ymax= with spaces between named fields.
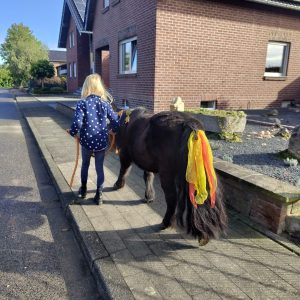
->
xmin=107 ymin=109 xmax=130 ymax=153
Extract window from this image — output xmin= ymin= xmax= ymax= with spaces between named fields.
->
xmin=103 ymin=0 xmax=109 ymax=8
xmin=264 ymin=42 xmax=290 ymax=77
xmin=73 ymin=62 xmax=77 ymax=78
xmin=200 ymin=100 xmax=216 ymax=110
xmin=69 ymin=32 xmax=75 ymax=48
xmin=69 ymin=63 xmax=72 ymax=78
xmin=119 ymin=37 xmax=137 ymax=74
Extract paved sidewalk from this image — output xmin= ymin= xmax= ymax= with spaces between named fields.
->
xmin=17 ymin=97 xmax=300 ymax=300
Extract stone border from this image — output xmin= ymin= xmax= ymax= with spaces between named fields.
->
xmin=214 ymin=158 xmax=300 ymax=234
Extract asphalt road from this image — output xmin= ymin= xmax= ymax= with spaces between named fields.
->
xmin=0 ymin=89 xmax=100 ymax=299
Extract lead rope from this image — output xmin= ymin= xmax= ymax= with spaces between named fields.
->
xmin=69 ymin=135 xmax=80 ymax=188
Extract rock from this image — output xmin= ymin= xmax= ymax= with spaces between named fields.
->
xmin=267 ymin=109 xmax=279 ymax=116
xmin=283 ymin=157 xmax=298 ymax=167
xmin=275 ymin=127 xmax=290 ymax=139
xmin=268 ymin=117 xmax=281 ymax=126
xmin=288 ymin=126 xmax=300 ymax=159
xmin=222 ymin=154 xmax=233 ymax=163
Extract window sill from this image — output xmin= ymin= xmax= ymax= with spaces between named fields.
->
xmin=117 ymin=73 xmax=137 ymax=78
xmin=112 ymin=0 xmax=120 ymax=6
xmin=263 ymin=76 xmax=287 ymax=81
xmin=102 ymin=6 xmax=109 ymax=14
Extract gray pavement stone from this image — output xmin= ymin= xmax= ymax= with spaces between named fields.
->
xmin=124 ymin=271 xmax=163 ymax=299
xmin=136 ymin=255 xmax=192 ymax=299
xmin=93 ymin=256 xmax=135 ymax=300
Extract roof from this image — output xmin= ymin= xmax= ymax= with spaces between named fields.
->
xmin=245 ymin=0 xmax=300 ymax=11
xmin=58 ymin=0 xmax=87 ymax=48
xmin=48 ymin=50 xmax=67 ymax=62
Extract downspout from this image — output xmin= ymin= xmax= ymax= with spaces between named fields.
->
xmin=89 ymin=34 xmax=94 ymax=74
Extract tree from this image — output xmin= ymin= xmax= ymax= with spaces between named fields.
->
xmin=30 ymin=60 xmax=54 ymax=88
xmin=0 ymin=23 xmax=48 ymax=87
xmin=0 ymin=66 xmax=13 ymax=88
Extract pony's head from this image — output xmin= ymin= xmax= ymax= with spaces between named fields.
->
xmin=108 ymin=109 xmax=130 ymax=154
xmin=111 ymin=107 xmax=149 ymax=154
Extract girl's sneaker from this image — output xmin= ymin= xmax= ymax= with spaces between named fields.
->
xmin=94 ymin=189 xmax=103 ymax=205
xmin=78 ymin=186 xmax=87 ymax=198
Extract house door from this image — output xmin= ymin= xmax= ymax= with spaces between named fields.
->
xmin=95 ymin=47 xmax=110 ymax=89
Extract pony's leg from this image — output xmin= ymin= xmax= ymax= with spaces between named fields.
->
xmin=114 ymin=153 xmax=132 ymax=190
xmin=159 ymin=174 xmax=177 ymax=229
xmin=143 ymin=171 xmax=155 ymax=203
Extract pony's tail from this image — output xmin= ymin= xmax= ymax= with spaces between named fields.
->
xmin=176 ymin=125 xmax=227 ymax=241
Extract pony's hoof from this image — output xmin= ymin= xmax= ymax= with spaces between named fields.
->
xmin=160 ymin=222 xmax=170 ymax=230
xmin=113 ymin=182 xmax=123 ymax=190
xmin=144 ymin=197 xmax=154 ymax=203
xmin=198 ymin=237 xmax=209 ymax=247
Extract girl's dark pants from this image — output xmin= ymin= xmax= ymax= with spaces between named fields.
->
xmin=81 ymin=146 xmax=105 ymax=190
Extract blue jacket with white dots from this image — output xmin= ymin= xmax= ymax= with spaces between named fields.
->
xmin=69 ymin=94 xmax=119 ymax=151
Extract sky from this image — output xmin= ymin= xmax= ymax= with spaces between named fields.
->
xmin=0 ymin=0 xmax=65 ymax=63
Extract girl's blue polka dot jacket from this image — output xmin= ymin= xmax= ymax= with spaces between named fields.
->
xmin=69 ymin=94 xmax=120 ymax=151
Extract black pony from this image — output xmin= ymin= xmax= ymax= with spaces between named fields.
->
xmin=114 ymin=108 xmax=227 ymax=245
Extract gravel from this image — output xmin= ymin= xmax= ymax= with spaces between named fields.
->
xmin=208 ymin=123 xmax=300 ymax=186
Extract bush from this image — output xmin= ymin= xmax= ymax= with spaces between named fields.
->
xmin=186 ymin=108 xmax=246 ymax=118
xmin=29 ymin=76 xmax=66 ymax=89
xmin=0 ymin=67 xmax=13 ymax=88
xmin=49 ymin=87 xmax=65 ymax=93
xmin=33 ymin=87 xmax=50 ymax=94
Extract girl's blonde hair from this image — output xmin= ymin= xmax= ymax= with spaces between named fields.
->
xmin=81 ymin=73 xmax=113 ymax=103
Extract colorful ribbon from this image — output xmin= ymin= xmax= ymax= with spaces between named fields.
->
xmin=186 ymin=130 xmax=217 ymax=208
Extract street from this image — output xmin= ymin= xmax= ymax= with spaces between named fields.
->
xmin=0 ymin=89 xmax=100 ymax=299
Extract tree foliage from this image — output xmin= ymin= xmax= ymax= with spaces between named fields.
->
xmin=30 ymin=60 xmax=55 ymax=88
xmin=0 ymin=66 xmax=13 ymax=88
xmin=0 ymin=23 xmax=48 ymax=87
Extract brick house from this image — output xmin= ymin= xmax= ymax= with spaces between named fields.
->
xmin=48 ymin=50 xmax=67 ymax=77
xmin=58 ymin=0 xmax=91 ymax=93
xmin=58 ymin=0 xmax=300 ymax=111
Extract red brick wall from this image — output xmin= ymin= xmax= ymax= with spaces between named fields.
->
xmin=66 ymin=18 xmax=90 ymax=92
xmin=154 ymin=0 xmax=300 ymax=111
xmin=92 ymin=0 xmax=156 ymax=110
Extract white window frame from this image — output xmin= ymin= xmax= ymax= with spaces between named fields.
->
xmin=69 ymin=32 xmax=72 ymax=48
xmin=73 ymin=62 xmax=77 ymax=78
xmin=69 ymin=63 xmax=72 ymax=78
xmin=264 ymin=41 xmax=290 ymax=77
xmin=103 ymin=0 xmax=109 ymax=8
xmin=119 ymin=37 xmax=137 ymax=74
xmin=72 ymin=31 xmax=75 ymax=47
